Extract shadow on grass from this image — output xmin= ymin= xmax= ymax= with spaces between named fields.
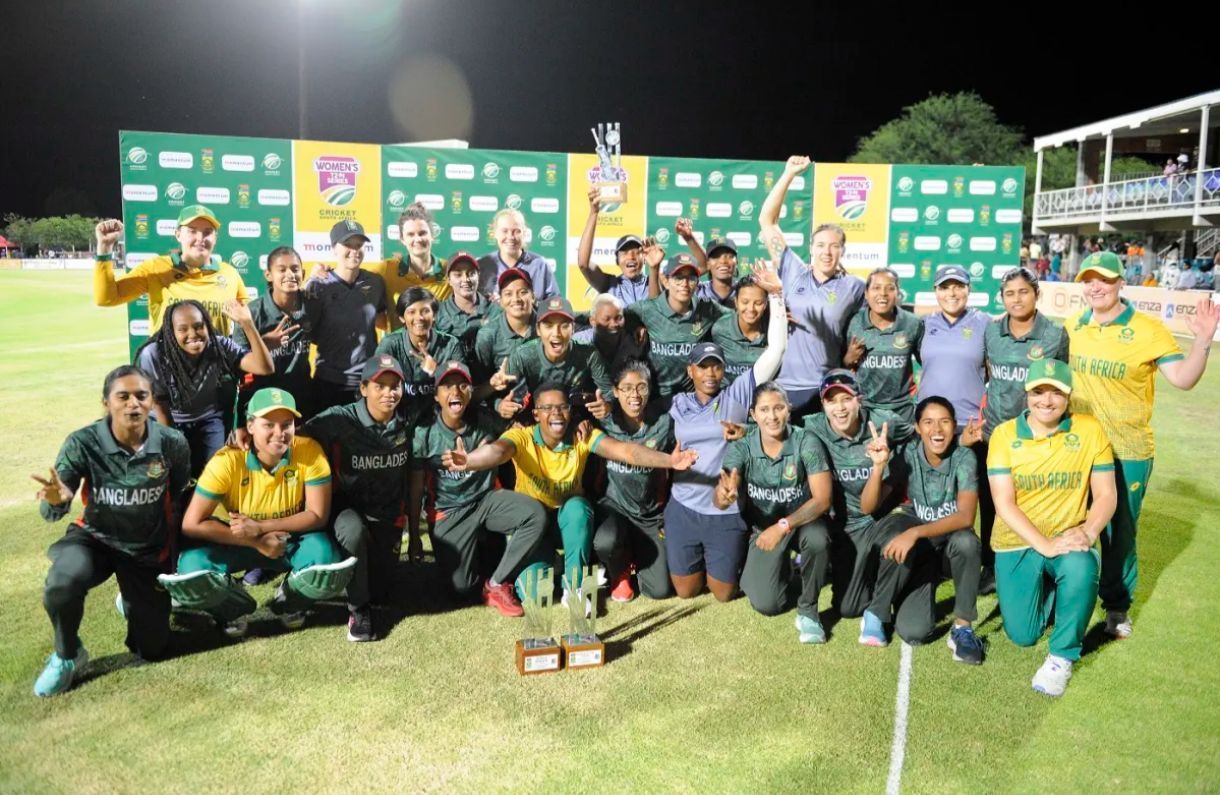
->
xmin=601 ymin=603 xmax=705 ymax=663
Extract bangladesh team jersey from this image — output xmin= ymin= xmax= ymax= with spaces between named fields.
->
xmin=1065 ymin=300 xmax=1183 ymax=459
xmin=303 ymin=401 xmax=411 ymax=524
xmin=195 ymin=436 xmax=331 ymax=522
xmin=721 ymin=426 xmax=829 ymax=530
xmin=982 ymin=312 xmax=1070 ymax=437
xmin=411 ymin=409 xmax=507 ymax=519
xmin=804 ymin=407 xmax=911 ymax=533
xmin=231 ymin=291 xmax=313 ymax=400
xmin=499 ymin=424 xmax=605 ymax=510
xmin=846 ymin=307 xmax=924 ymax=417
xmin=711 ymin=312 xmax=767 ymax=381
xmin=986 ymin=411 xmax=1114 ymax=551
xmin=506 ymin=338 xmax=612 ymax=398
xmin=374 ymin=329 xmax=465 ymax=425
xmin=42 ymin=419 xmax=191 ymax=563
xmin=893 ymin=441 xmax=977 ymax=525
xmin=624 ymin=293 xmax=730 ymax=397
xmin=94 ymin=251 xmax=248 ymax=335
xmin=592 ymin=405 xmax=675 ymax=527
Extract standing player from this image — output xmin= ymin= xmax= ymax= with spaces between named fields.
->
xmin=92 ymin=207 xmax=248 ymax=335
xmin=842 ymin=268 xmax=924 ymax=424
xmin=1065 ymin=251 xmax=1218 ymax=638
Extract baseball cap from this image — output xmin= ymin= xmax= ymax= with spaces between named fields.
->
xmin=615 ymin=235 xmax=643 ymax=253
xmin=538 ymin=296 xmax=575 ymax=323
xmin=706 ymin=237 xmax=737 ymax=258
xmin=434 ymin=360 xmax=473 ymax=387
xmin=1025 ymin=359 xmax=1073 ymax=394
xmin=819 ymin=369 xmax=859 ymax=399
xmin=497 ymin=267 xmax=533 ymax=292
xmin=1075 ymin=251 xmax=1122 ymax=281
xmin=330 ymin=219 xmax=369 ymax=247
xmin=176 ymin=205 xmax=220 ymax=230
xmin=933 ymin=265 xmax=971 ymax=287
xmin=446 ymin=251 xmax=478 ymax=273
xmin=664 ymin=252 xmax=700 ymax=277
xmin=247 ymin=387 xmax=301 ymax=419
xmin=361 ymin=353 xmax=404 ymax=383
xmin=688 ymin=342 xmax=725 ymax=365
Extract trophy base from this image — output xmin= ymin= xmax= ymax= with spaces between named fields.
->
xmin=516 ymin=638 xmax=562 ymax=675
xmin=561 ymin=633 xmax=606 ymax=669
xmin=597 ymin=182 xmax=628 ymax=204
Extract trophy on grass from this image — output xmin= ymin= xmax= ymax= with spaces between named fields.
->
xmin=590 ymin=122 xmax=628 ymax=208
xmin=561 ymin=564 xmax=606 ymax=670
xmin=515 ymin=567 xmax=562 ymax=676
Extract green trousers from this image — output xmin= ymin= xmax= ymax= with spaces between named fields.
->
xmin=178 ymin=531 xmax=343 ymax=576
xmin=994 ymin=546 xmax=1099 ymax=661
xmin=1100 ymin=458 xmax=1152 ymax=612
xmin=517 ymin=496 xmax=595 ymax=598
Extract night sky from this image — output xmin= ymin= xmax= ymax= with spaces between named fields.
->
xmin=2 ymin=1 xmax=1211 ymax=218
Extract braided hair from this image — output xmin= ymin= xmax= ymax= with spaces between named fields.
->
xmin=134 ymin=300 xmax=224 ymax=413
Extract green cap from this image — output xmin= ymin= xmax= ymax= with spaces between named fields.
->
xmin=1025 ymin=359 xmax=1072 ymax=394
xmin=1075 ymin=251 xmax=1122 ymax=281
xmin=247 ymin=388 xmax=301 ymax=418
xmin=176 ymin=204 xmax=220 ymax=230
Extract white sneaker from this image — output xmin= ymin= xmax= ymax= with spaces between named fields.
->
xmin=222 ymin=616 xmax=249 ymax=640
xmin=1104 ymin=610 xmax=1132 ymax=639
xmin=1031 ymin=654 xmax=1073 ymax=697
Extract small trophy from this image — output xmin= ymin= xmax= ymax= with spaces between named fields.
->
xmin=590 ymin=123 xmax=628 ymax=205
xmin=515 ymin=567 xmax=562 ymax=676
xmin=561 ymin=565 xmax=606 ymax=670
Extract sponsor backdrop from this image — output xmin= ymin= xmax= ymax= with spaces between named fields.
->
xmin=119 ymin=131 xmax=1024 ymax=351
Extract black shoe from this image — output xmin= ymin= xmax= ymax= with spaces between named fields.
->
xmin=979 ymin=566 xmax=996 ymax=596
xmin=347 ymin=606 xmax=376 ymax=642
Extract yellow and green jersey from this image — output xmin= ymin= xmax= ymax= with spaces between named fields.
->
xmin=499 ymin=424 xmax=605 ymax=509
xmin=195 ymin=436 xmax=331 ymax=522
xmin=1065 ymin=300 xmax=1183 ymax=459
xmin=986 ymin=412 xmax=1114 ymax=551
xmin=363 ymin=254 xmax=451 ymax=330
xmin=95 ymin=251 xmax=248 ymax=335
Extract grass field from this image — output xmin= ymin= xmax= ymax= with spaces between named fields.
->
xmin=1 ymin=270 xmax=1218 ymax=793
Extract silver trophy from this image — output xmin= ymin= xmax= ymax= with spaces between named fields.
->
xmin=515 ymin=567 xmax=561 ymax=675
xmin=590 ymin=123 xmax=627 ymax=205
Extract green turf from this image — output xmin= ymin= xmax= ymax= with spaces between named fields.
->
xmin=1 ymin=271 xmax=1217 ymax=793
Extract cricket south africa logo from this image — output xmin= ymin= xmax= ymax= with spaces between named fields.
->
xmin=832 ymin=176 xmax=872 ymax=221
xmin=314 ymin=156 xmax=360 ymax=206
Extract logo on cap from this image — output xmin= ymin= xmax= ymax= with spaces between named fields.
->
xmin=270 ymin=390 xmax=284 ymax=404
xmin=549 ymin=299 xmax=562 ymax=309
xmin=1044 ymin=361 xmax=1056 ymax=375
xmin=381 ymin=355 xmax=394 ymax=366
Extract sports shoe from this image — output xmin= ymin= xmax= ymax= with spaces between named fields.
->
xmin=858 ymin=610 xmax=889 ymax=647
xmin=1104 ymin=610 xmax=1132 ymax=639
xmin=947 ymin=624 xmax=984 ymax=665
xmin=1031 ymin=654 xmax=1073 ymax=697
xmin=610 ymin=571 xmax=635 ymax=603
xmin=561 ymin=589 xmax=594 ymax=618
xmin=33 ymin=647 xmax=89 ymax=697
xmin=794 ymin=614 xmax=826 ymax=644
xmin=269 ymin=584 xmax=307 ymax=630
xmin=483 ymin=580 xmax=525 ymax=617
xmin=115 ymin=591 xmax=127 ymax=619
xmin=243 ymin=567 xmax=273 ymax=586
xmin=347 ymin=606 xmax=376 ymax=642
xmin=223 ymin=616 xmax=249 ymax=640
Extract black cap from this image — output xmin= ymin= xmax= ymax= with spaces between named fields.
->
xmin=688 ymin=342 xmax=725 ymax=365
xmin=664 ymin=252 xmax=700 ymax=277
xmin=819 ymin=368 xmax=859 ymax=398
xmin=537 ymin=296 xmax=575 ymax=323
xmin=434 ymin=360 xmax=473 ymax=387
xmin=497 ymin=267 xmax=533 ymax=291
xmin=330 ymin=219 xmax=369 ymax=247
xmin=706 ymin=237 xmax=737 ymax=258
xmin=446 ymin=251 xmax=478 ymax=272
xmin=361 ymin=353 xmax=404 ymax=382
xmin=615 ymin=235 xmax=643 ymax=253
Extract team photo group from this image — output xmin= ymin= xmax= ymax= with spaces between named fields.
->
xmin=30 ymin=154 xmax=1219 ymax=701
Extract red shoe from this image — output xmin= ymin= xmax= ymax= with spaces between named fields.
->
xmin=610 ymin=571 xmax=636 ymax=603
xmin=483 ymin=581 xmax=524 ymax=617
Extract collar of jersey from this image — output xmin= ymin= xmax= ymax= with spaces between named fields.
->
xmin=863 ymin=307 xmax=902 ymax=333
xmin=750 ymin=426 xmax=797 ymax=459
xmin=532 ymin=423 xmax=574 ymax=452
xmin=97 ymin=418 xmax=164 ymax=456
xmin=356 ymin=400 xmax=399 ymax=433
xmin=1079 ymin=299 xmax=1134 ymax=329
xmin=918 ymin=442 xmax=956 ymax=473
xmin=1016 ymin=410 xmax=1073 ymax=440
xmin=171 ymin=251 xmax=221 ymax=273
xmin=246 ymin=447 xmax=293 ymax=473
xmin=1000 ymin=311 xmax=1050 ymax=340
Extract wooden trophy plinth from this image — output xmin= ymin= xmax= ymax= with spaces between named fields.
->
xmin=561 ymin=633 xmax=606 ymax=670
xmin=515 ymin=637 xmax=562 ymax=676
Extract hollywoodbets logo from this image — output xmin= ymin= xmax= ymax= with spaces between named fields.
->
xmin=314 ymin=156 xmax=359 ymax=206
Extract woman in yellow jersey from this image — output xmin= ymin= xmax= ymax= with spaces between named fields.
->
xmin=93 ymin=206 xmax=248 ymax=336
xmin=158 ymin=388 xmax=354 ymax=639
xmin=1067 ymin=251 xmax=1218 ymax=638
xmin=443 ymin=382 xmax=697 ymax=606
xmin=363 ymin=202 xmax=451 ymax=325
xmin=987 ymin=360 xmax=1117 ymax=696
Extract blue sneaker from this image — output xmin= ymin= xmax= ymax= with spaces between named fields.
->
xmin=947 ymin=624 xmax=984 ymax=665
xmin=858 ymin=610 xmax=889 ymax=647
xmin=33 ymin=647 xmax=89 ymax=697
xmin=794 ymin=614 xmax=826 ymax=644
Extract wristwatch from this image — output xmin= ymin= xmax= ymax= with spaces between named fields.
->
xmin=778 ymin=518 xmax=791 ymax=533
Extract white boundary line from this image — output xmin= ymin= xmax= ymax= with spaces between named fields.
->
xmin=886 ymin=642 xmax=914 ymax=795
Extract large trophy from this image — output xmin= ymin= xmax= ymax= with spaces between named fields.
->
xmin=590 ymin=123 xmax=627 ymax=206
xmin=515 ymin=567 xmax=562 ymax=676
xmin=561 ymin=565 xmax=606 ymax=670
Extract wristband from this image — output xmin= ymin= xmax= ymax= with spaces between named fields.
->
xmin=96 ymin=252 xmax=113 ymax=262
